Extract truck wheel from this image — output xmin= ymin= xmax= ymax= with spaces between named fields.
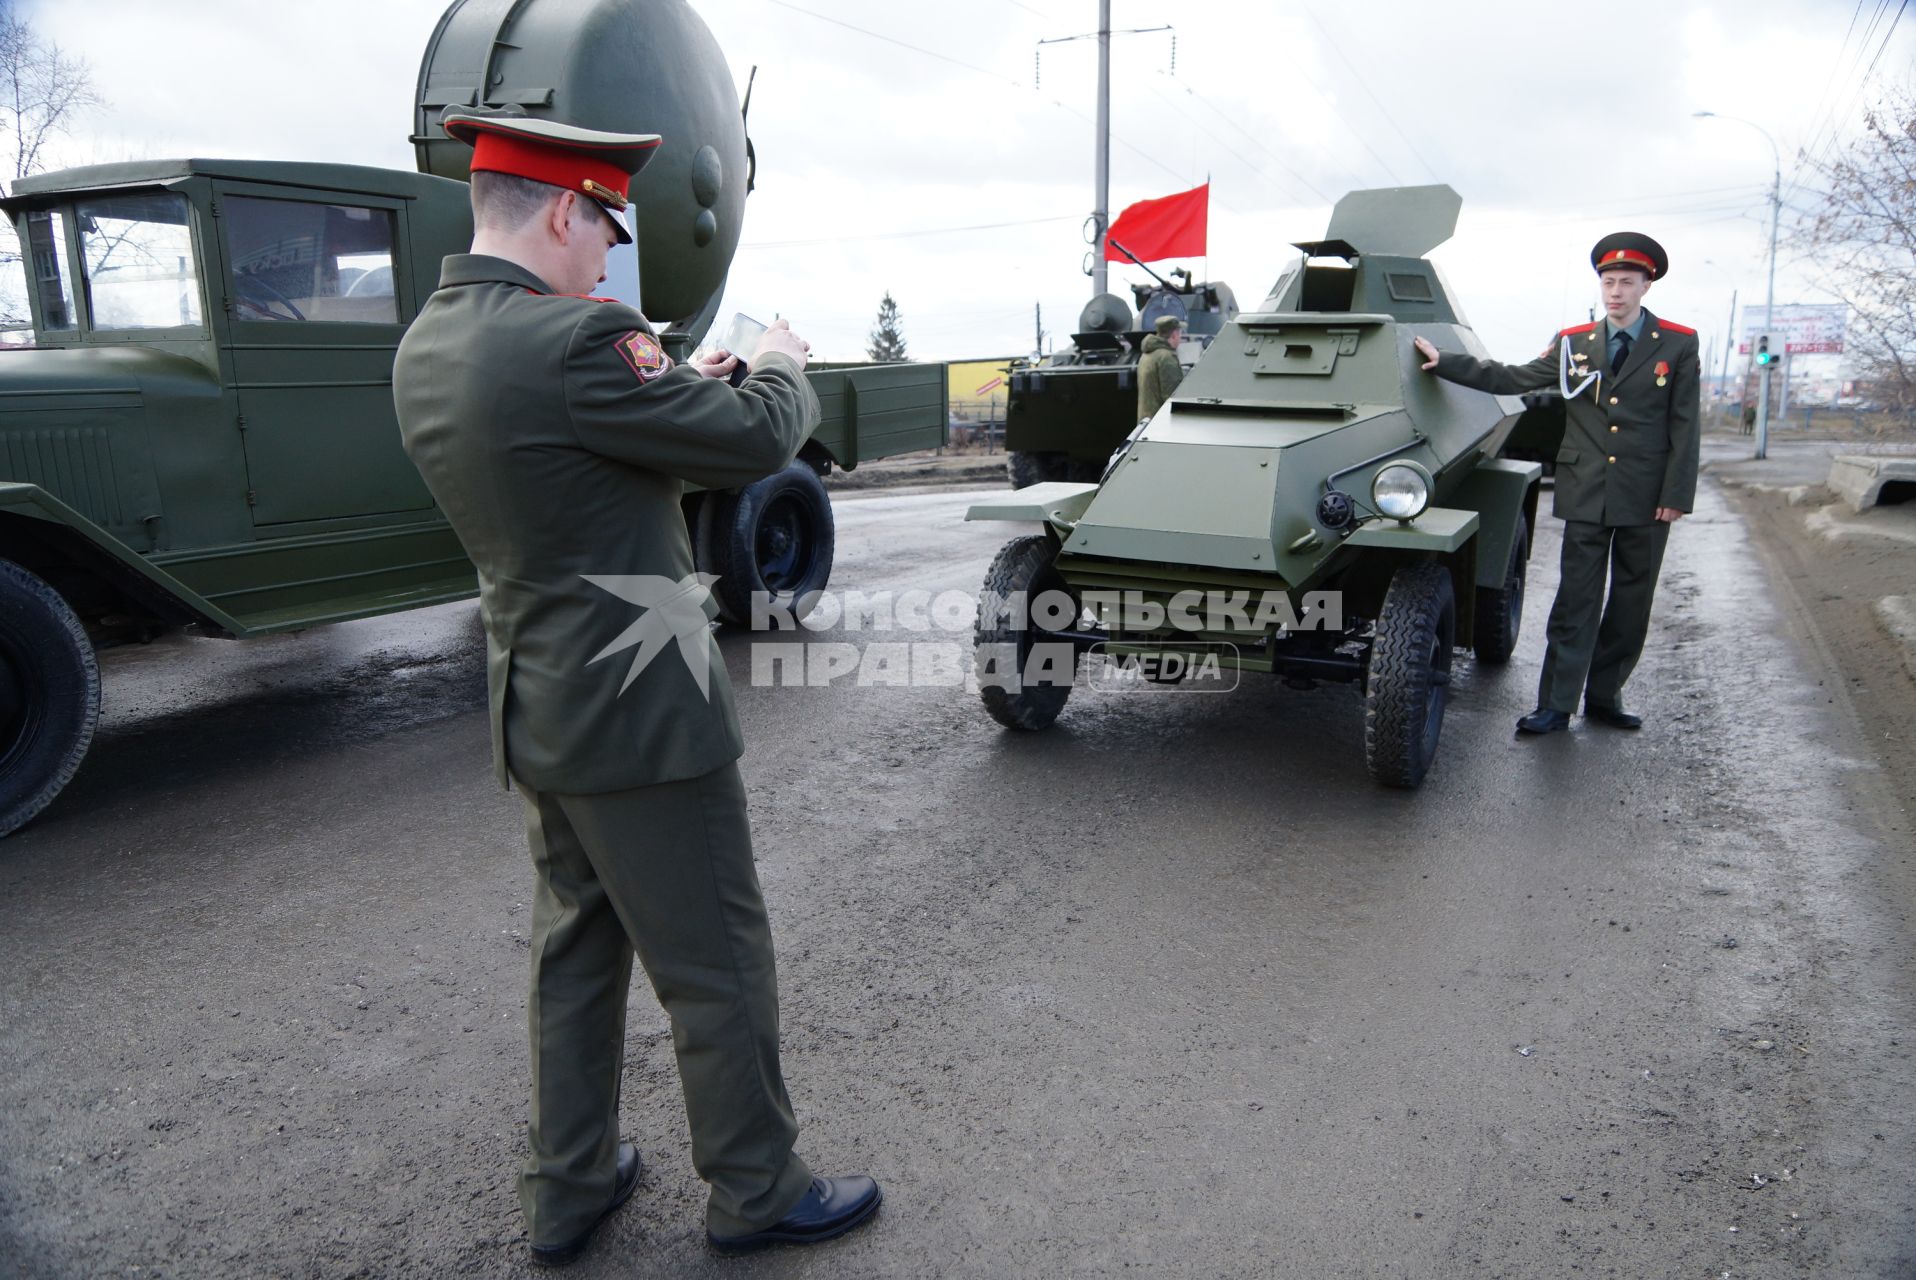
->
xmin=974 ymin=534 xmax=1079 ymax=731
xmin=1364 ymin=561 xmax=1455 ymax=789
xmin=0 ymin=560 xmax=100 ymax=836
xmin=708 ymin=463 xmax=835 ymax=627
xmin=1471 ymin=514 xmax=1529 ymax=665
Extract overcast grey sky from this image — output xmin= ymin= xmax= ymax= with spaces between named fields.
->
xmin=23 ymin=0 xmax=1914 ymax=366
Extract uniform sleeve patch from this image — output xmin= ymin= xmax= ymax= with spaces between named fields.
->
xmin=615 ymin=330 xmax=668 ymax=382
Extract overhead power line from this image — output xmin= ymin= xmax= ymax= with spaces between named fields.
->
xmin=741 ymin=214 xmax=1079 ymax=250
xmin=764 ymin=0 xmax=1022 ymax=86
xmin=1302 ymin=10 xmax=1443 ymax=184
xmin=765 ymin=0 xmax=1208 ymax=205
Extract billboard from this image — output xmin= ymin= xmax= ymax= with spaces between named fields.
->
xmin=1738 ymin=303 xmax=1847 ymax=355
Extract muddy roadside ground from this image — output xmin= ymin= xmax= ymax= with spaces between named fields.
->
xmin=1704 ymin=431 xmax=1916 ymax=835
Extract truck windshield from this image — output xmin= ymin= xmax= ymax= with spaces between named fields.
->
xmin=76 ymin=192 xmax=203 ymax=330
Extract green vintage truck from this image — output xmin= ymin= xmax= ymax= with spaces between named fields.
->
xmin=0 ymin=0 xmax=946 ymax=836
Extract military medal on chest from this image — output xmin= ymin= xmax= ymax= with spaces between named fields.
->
xmin=1654 ymin=359 xmax=1669 ymax=387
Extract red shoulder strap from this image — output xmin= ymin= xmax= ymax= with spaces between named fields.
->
xmin=1657 ymin=319 xmax=1696 ymax=335
xmin=1559 ymin=321 xmax=1599 ymax=337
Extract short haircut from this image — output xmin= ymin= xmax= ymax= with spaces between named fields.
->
xmin=471 ymin=170 xmax=563 ymax=233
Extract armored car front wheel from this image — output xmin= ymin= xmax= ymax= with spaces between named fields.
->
xmin=974 ymin=534 xmax=1080 ymax=731
xmin=1363 ymin=561 xmax=1455 ymax=789
xmin=0 ymin=559 xmax=100 ymax=837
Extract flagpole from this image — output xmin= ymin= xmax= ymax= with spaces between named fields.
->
xmin=1092 ymin=0 xmax=1111 ymax=299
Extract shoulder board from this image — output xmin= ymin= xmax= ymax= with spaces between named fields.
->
xmin=1657 ymin=319 xmax=1696 ymax=335
xmin=1559 ymin=322 xmax=1599 ymax=336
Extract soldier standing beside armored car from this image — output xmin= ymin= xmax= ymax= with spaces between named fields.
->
xmin=393 ymin=115 xmax=881 ymax=1265
xmin=1413 ymin=232 xmax=1700 ymax=735
xmin=1136 ymin=314 xmax=1185 ymax=421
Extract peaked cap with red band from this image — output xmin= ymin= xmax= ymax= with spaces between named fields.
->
xmin=442 ymin=111 xmax=661 ymax=246
xmin=1590 ymin=231 xmax=1669 ymax=281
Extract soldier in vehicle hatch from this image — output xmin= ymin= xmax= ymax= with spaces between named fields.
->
xmin=1413 ymin=232 xmax=1701 ymax=737
xmin=392 ymin=115 xmax=881 ymax=1265
xmin=1137 ymin=313 xmax=1185 ymax=421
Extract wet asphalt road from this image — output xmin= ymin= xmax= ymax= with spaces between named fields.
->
xmin=3 ymin=478 xmax=1913 ymax=1278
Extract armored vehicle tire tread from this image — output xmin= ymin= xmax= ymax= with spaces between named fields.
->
xmin=1006 ymin=451 xmax=1056 ymax=489
xmin=0 ymin=559 xmax=101 ymax=837
xmin=975 ymin=534 xmax=1076 ymax=731
xmin=1471 ymin=514 xmax=1529 ymax=665
xmin=1364 ymin=561 xmax=1455 ymax=790
xmin=708 ymin=463 xmax=835 ymax=628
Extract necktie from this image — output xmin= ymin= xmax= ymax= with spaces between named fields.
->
xmin=1611 ymin=330 xmax=1632 ymax=376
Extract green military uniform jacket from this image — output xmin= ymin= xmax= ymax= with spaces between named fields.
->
xmin=393 ymin=255 xmax=818 ymax=793
xmin=1433 ymin=309 xmax=1700 ymax=526
xmin=1136 ymin=333 xmax=1184 ymax=421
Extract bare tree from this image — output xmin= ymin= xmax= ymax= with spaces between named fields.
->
xmin=0 ymin=4 xmax=101 ymax=329
xmin=0 ymin=3 xmax=100 ymax=182
xmin=1794 ymin=83 xmax=1916 ymax=422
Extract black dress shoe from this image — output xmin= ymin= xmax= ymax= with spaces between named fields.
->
xmin=1515 ymin=708 xmax=1571 ymax=734
xmin=1584 ymin=703 xmax=1642 ymax=729
xmin=708 ymin=1175 xmax=882 ymax=1254
xmin=529 ymin=1142 xmax=642 ymax=1268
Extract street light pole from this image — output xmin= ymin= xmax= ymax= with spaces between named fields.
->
xmin=1695 ymin=110 xmax=1781 ymax=459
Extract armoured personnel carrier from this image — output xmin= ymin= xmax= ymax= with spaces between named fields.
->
xmin=1002 ymin=268 xmax=1237 ymax=486
xmin=0 ymin=0 xmax=946 ymax=835
xmin=967 ymin=185 xmax=1541 ymax=788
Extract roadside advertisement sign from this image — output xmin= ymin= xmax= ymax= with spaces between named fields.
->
xmin=1738 ymin=303 xmax=1847 ymax=355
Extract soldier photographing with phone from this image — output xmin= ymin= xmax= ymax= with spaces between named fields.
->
xmin=394 ymin=113 xmax=880 ymax=1266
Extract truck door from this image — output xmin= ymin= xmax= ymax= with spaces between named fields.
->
xmin=211 ymin=184 xmax=434 ymax=526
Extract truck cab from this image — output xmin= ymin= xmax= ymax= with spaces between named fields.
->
xmin=3 ymin=160 xmax=478 ymax=639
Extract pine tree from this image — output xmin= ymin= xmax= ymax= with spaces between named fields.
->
xmin=867 ymin=291 xmax=908 ymax=362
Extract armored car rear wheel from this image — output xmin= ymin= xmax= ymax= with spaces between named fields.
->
xmin=0 ymin=560 xmax=100 ymax=837
xmin=707 ymin=463 xmax=836 ymax=627
xmin=1007 ymin=450 xmax=1065 ymax=489
xmin=974 ymin=534 xmax=1080 ymax=731
xmin=1364 ymin=561 xmax=1455 ymax=789
xmin=1471 ymin=514 xmax=1529 ymax=665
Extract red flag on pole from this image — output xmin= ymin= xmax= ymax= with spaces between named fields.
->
xmin=1104 ymin=183 xmax=1209 ymax=263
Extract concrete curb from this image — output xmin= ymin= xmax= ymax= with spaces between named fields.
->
xmin=1830 ymin=454 xmax=1916 ymax=513
xmin=1804 ymin=505 xmax=1916 ymax=547
xmin=1873 ymin=595 xmax=1916 ymax=685
xmin=826 ymin=456 xmax=1007 ymax=491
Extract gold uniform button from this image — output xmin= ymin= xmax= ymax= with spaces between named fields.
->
xmin=1607 ymin=455 xmax=1617 ymax=463
xmin=1610 ymin=425 xmax=1619 ymax=433
xmin=1608 ymin=396 xmax=1619 ymax=405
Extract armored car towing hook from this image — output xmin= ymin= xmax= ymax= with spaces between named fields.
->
xmin=967 ymin=185 xmax=1543 ymax=789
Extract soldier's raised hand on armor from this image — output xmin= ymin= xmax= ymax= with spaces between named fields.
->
xmin=1413 ymin=336 xmax=1441 ymax=370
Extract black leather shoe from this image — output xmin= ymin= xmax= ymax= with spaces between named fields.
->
xmin=1515 ymin=708 xmax=1571 ymax=734
xmin=708 ymin=1175 xmax=882 ymax=1254
xmin=1584 ymin=702 xmax=1642 ymax=729
xmin=529 ymin=1142 xmax=642 ymax=1268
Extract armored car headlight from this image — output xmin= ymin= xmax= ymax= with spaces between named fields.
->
xmin=1371 ymin=461 xmax=1432 ymax=522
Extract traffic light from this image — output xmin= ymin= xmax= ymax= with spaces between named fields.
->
xmin=1755 ymin=334 xmax=1774 ymax=366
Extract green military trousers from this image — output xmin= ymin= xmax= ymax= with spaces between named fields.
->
xmin=1537 ymin=519 xmax=1672 ymax=714
xmin=516 ymin=761 xmax=814 ymax=1245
